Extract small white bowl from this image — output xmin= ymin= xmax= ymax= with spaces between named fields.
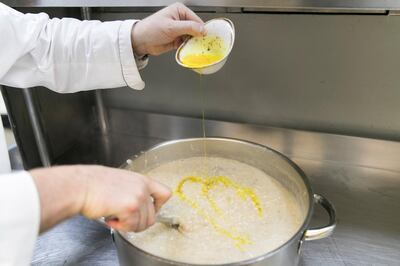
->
xmin=176 ymin=18 xmax=235 ymax=75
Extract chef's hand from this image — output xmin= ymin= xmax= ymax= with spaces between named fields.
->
xmin=80 ymin=166 xmax=171 ymax=232
xmin=30 ymin=165 xmax=171 ymax=233
xmin=131 ymin=2 xmax=205 ymax=56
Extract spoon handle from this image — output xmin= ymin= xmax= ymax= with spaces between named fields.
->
xmin=156 ymin=215 xmax=180 ymax=228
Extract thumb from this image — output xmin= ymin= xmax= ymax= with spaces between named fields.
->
xmin=149 ymin=180 xmax=172 ymax=212
xmin=170 ymin=20 xmax=205 ymax=38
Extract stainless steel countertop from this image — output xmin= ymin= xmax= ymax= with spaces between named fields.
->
xmin=3 ymin=0 xmax=400 ymax=11
xmin=32 ymin=110 xmax=400 ymax=265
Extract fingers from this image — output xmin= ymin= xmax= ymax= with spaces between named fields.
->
xmin=132 ymin=3 xmax=204 ymax=57
xmin=149 ymin=180 xmax=172 ymax=212
xmin=173 ymin=37 xmax=185 ymax=49
xmin=147 ymin=197 xmax=156 ymax=227
xmin=170 ymin=20 xmax=205 ymax=38
xmin=174 ymin=2 xmax=204 ymax=24
xmin=137 ymin=203 xmax=148 ymax=232
xmin=86 ymin=167 xmax=170 ymax=233
xmin=106 ymin=212 xmax=140 ymax=232
xmin=106 ymin=203 xmax=150 ymax=232
xmin=106 ymin=179 xmax=160 ymax=232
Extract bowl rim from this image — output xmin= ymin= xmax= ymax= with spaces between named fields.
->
xmin=117 ymin=137 xmax=315 ymax=266
xmin=175 ymin=18 xmax=235 ymax=70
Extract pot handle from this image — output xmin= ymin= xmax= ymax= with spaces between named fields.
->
xmin=304 ymin=194 xmax=336 ymax=241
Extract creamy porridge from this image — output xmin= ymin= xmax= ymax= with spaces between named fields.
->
xmin=124 ymin=156 xmax=303 ymax=264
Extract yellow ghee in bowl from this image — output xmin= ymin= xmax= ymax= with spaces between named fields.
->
xmin=180 ymin=35 xmax=227 ymax=68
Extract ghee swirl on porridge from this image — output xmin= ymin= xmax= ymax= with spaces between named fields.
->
xmin=125 ymin=157 xmax=303 ymax=264
xmin=175 ymin=175 xmax=263 ymax=249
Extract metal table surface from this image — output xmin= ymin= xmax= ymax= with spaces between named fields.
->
xmin=32 ymin=110 xmax=400 ymax=266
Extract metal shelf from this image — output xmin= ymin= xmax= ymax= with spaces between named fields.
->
xmin=3 ymin=0 xmax=400 ymax=12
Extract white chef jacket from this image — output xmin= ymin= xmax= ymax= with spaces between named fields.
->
xmin=0 ymin=3 xmax=147 ymax=265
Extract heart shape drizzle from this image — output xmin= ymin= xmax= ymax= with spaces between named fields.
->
xmin=174 ymin=175 xmax=263 ymax=250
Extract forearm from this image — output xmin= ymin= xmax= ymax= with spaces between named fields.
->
xmin=29 ymin=164 xmax=171 ymax=233
xmin=0 ymin=3 xmax=145 ymax=92
xmin=30 ymin=166 xmax=86 ymax=232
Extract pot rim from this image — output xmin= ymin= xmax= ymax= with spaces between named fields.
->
xmin=118 ymin=137 xmax=315 ymax=266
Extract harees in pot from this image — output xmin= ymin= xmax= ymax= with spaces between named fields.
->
xmin=112 ymin=138 xmax=336 ymax=266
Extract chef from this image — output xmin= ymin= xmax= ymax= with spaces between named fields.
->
xmin=0 ymin=2 xmax=205 ymax=265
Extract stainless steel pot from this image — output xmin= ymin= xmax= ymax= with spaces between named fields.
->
xmin=112 ymin=138 xmax=336 ymax=266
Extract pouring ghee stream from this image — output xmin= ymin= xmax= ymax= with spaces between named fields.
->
xmin=175 ymin=38 xmax=264 ymax=250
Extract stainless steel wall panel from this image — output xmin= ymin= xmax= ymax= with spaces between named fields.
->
xmin=95 ymin=12 xmax=400 ymax=140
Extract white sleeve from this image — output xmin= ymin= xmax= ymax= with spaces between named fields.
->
xmin=0 ymin=3 xmax=145 ymax=93
xmin=0 ymin=171 xmax=40 ymax=266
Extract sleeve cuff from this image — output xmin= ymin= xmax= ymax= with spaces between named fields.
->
xmin=118 ymin=20 xmax=145 ymax=90
xmin=0 ymin=171 xmax=40 ymax=265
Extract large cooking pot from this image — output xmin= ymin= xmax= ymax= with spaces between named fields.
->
xmin=111 ymin=138 xmax=336 ymax=266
